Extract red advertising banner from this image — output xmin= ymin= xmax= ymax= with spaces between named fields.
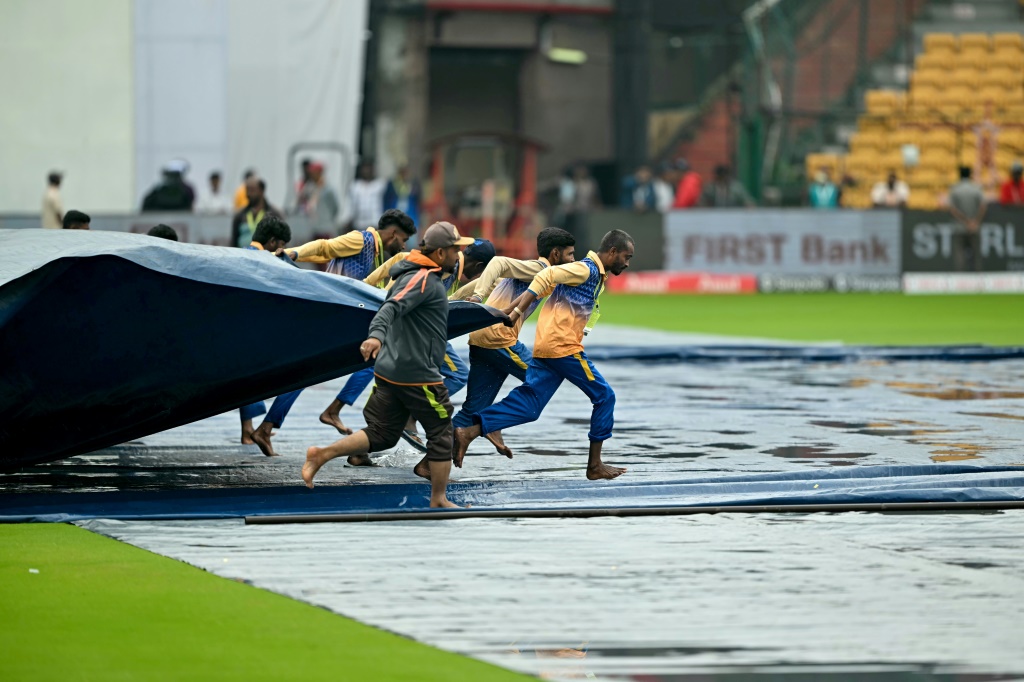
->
xmin=606 ymin=271 xmax=758 ymax=294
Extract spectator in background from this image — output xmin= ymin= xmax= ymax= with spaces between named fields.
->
xmin=809 ymin=168 xmax=840 ymax=209
xmin=948 ymin=166 xmax=986 ymax=272
xmin=62 ymin=210 xmax=90 ymax=230
xmin=147 ymin=224 xmax=179 ymax=241
xmin=195 ymin=171 xmax=232 ymax=215
xmin=1000 ymin=162 xmax=1024 ymax=206
xmin=234 ymin=169 xmax=256 ymax=212
xmin=871 ymin=170 xmax=909 ymax=208
xmin=384 ymin=164 xmax=422 ymax=228
xmin=620 ymin=165 xmax=657 ymax=213
xmin=558 ymin=163 xmax=598 ymax=242
xmin=294 ymin=158 xmax=313 ymax=213
xmin=654 ymin=164 xmax=676 ymax=213
xmin=41 ymin=171 xmax=63 ymax=229
xmin=231 ymin=177 xmax=279 ymax=248
xmin=701 ymin=165 xmax=755 ymax=208
xmin=672 ymin=158 xmax=702 ymax=209
xmin=296 ymin=162 xmax=339 ymax=232
xmin=141 ymin=161 xmax=195 ymax=212
xmin=348 ymin=161 xmax=387 ymax=230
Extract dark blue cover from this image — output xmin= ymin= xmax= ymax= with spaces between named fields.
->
xmin=0 ymin=230 xmax=502 ymax=469
xmin=1 ymin=465 xmax=1021 ymax=523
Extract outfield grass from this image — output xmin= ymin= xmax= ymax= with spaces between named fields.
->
xmin=601 ymin=293 xmax=1024 ymax=346
xmin=0 ymin=524 xmax=530 ymax=682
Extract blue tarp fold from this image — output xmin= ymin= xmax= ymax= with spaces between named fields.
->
xmin=0 ymin=230 xmax=501 ymax=469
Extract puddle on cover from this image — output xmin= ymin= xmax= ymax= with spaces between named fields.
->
xmin=763 ymin=445 xmax=872 ymax=460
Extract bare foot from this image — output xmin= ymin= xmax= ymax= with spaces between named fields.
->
xmin=413 ymin=457 xmax=431 ymax=480
xmin=319 ymin=410 xmax=352 ymax=435
xmin=302 ymin=447 xmax=324 ymax=488
xmin=250 ymin=424 xmax=279 ymax=457
xmin=483 ymin=430 xmax=513 ymax=459
xmin=346 ymin=454 xmax=374 ymax=467
xmin=586 ymin=463 xmax=626 ymax=480
xmin=430 ymin=497 xmax=460 ymax=508
xmin=241 ymin=430 xmax=255 ymax=445
xmin=452 ymin=427 xmax=478 ymax=468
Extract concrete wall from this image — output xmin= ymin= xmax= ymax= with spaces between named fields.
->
xmin=371 ymin=9 xmax=613 ymax=187
xmin=0 ymin=0 xmax=134 ymax=213
xmin=519 ymin=16 xmax=613 ymax=180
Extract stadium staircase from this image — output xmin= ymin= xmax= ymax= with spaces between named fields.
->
xmin=658 ymin=0 xmax=928 ymax=188
xmin=806 ymin=0 xmax=1024 ymax=209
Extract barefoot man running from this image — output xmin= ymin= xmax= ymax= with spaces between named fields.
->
xmin=302 ymin=222 xmax=475 ymax=507
xmin=453 ymin=229 xmax=635 ymax=480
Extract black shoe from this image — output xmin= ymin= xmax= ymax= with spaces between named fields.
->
xmin=400 ymin=429 xmax=428 ymax=453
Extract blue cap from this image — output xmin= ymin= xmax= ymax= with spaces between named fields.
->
xmin=464 ymin=239 xmax=496 ymax=265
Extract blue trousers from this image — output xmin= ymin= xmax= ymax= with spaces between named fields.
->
xmin=476 ymin=352 xmax=615 ymax=442
xmin=336 ymin=343 xmax=469 ymax=406
xmin=239 ymin=389 xmax=303 ymax=427
xmin=452 ymin=342 xmax=532 ymax=428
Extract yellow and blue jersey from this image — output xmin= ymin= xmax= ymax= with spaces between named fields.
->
xmin=527 ymin=250 xmax=606 ymax=359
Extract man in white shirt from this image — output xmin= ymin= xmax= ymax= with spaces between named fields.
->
xmin=41 ymin=172 xmax=63 ymax=229
xmin=871 ymin=170 xmax=910 ymax=208
xmin=195 ymin=171 xmax=233 ymax=215
xmin=348 ymin=161 xmax=387 ymax=230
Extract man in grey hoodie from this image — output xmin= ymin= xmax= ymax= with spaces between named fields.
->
xmin=302 ymin=222 xmax=475 ymax=508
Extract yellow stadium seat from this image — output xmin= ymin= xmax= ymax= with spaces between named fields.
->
xmin=994 ymin=33 xmax=1024 ymax=53
xmin=917 ymin=52 xmax=957 ymax=71
xmin=911 ymin=69 xmax=945 ymax=90
xmin=920 ymin=127 xmax=957 ymax=150
xmin=924 ymin=33 xmax=957 ymax=54
xmin=957 ymin=50 xmax=991 ymax=70
xmin=907 ymin=193 xmax=941 ymax=211
xmin=865 ymin=89 xmax=902 ymax=115
xmin=849 ymin=132 xmax=888 ymax=153
xmin=908 ymin=88 xmax=942 ymax=112
xmin=949 ymin=68 xmax=983 ymax=88
xmin=890 ymin=127 xmax=922 ymax=148
xmin=983 ymin=67 xmax=1022 ymax=88
xmin=959 ymin=33 xmax=993 ymax=54
xmin=805 ymin=153 xmax=842 ymax=178
xmin=990 ymin=50 xmax=1024 ymax=70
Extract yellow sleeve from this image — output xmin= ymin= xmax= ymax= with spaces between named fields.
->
xmin=450 ymin=279 xmax=479 ymax=301
xmin=363 ymin=252 xmax=407 ymax=288
xmin=527 ymin=261 xmax=591 ymax=299
xmin=289 ymin=231 xmax=366 ymax=263
xmin=472 ymin=257 xmax=546 ymax=301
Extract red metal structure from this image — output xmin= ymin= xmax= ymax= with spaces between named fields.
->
xmin=422 ymin=131 xmax=547 ymax=258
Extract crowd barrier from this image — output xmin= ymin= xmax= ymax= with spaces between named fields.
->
xmin=5 ymin=206 xmax=1024 ymax=292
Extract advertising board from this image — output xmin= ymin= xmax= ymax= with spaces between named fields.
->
xmin=665 ymin=209 xmax=902 ymax=275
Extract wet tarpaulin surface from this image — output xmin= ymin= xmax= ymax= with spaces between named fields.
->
xmin=80 ymin=511 xmax=1024 ymax=680
xmin=3 ymin=465 xmax=1024 ymax=523
xmin=0 ymin=229 xmax=501 ymax=469
xmin=3 ymin=341 xmax=1023 ymax=520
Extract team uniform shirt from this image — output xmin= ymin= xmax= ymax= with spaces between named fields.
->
xmin=467 ymin=256 xmax=550 ymax=350
xmin=364 ymin=251 xmax=467 ymax=297
xmin=289 ymin=227 xmax=385 ymax=281
xmin=527 ymin=251 xmax=606 ymax=359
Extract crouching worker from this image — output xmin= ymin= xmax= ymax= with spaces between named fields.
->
xmin=302 ymin=222 xmax=475 ymax=508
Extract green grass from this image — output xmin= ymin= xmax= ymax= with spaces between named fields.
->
xmin=601 ymin=293 xmax=1024 ymax=346
xmin=0 ymin=524 xmax=530 ymax=682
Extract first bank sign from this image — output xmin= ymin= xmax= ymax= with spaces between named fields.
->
xmin=664 ymin=210 xmax=902 ymax=275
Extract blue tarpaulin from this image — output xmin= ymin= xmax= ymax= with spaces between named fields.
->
xmin=0 ymin=230 xmax=502 ymax=469
xmin=2 ymin=465 xmax=1022 ymax=523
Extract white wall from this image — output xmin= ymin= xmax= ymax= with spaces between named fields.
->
xmin=0 ymin=0 xmax=134 ymax=213
xmin=227 ymin=0 xmax=367 ymax=210
xmin=134 ymin=0 xmax=228 ymax=210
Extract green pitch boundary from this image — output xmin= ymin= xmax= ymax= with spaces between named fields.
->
xmin=0 ymin=524 xmax=532 ymax=682
xmin=600 ymin=292 xmax=1024 ymax=346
